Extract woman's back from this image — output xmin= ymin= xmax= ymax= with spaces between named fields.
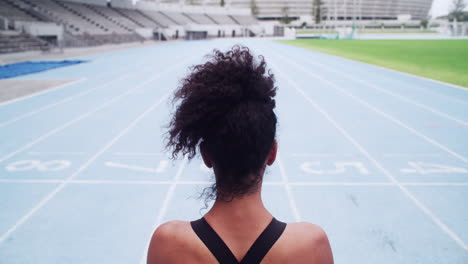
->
xmin=147 ymin=46 xmax=333 ymax=264
xmin=148 ymin=189 xmax=332 ymax=264
xmin=148 ymin=219 xmax=332 ymax=264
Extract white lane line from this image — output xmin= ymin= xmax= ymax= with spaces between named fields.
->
xmin=1 ymin=179 xmax=468 ymax=186
xmin=28 ymin=152 xmax=86 ymax=156
xmin=278 ymin=152 xmax=301 ymax=222
xmin=0 ymin=76 xmax=122 ymax=128
xmin=401 ymin=182 xmax=468 ymax=186
xmin=304 ymin=59 xmax=468 ymax=127
xmin=271 ymin=60 xmax=468 ymax=251
xmin=0 ymin=179 xmax=63 ymax=184
xmin=289 ymin=182 xmax=395 ymax=186
xmin=383 ymin=153 xmax=442 ymax=157
xmin=0 ymin=57 xmax=194 ymax=164
xmin=112 ymin=152 xmax=164 ymax=156
xmin=0 ymin=78 xmax=86 ymax=107
xmin=104 ymin=161 xmax=161 ymax=174
xmin=138 ymin=156 xmax=188 ymax=264
xmin=0 ymin=50 xmax=190 ymax=128
xmin=0 ymin=93 xmax=169 ymax=244
xmin=273 ymin=52 xmax=468 ymax=164
xmin=290 ymin=153 xmax=355 ymax=157
xmin=0 ymin=60 xmax=150 ymax=128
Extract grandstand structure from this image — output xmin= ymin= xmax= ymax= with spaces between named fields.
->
xmin=159 ymin=0 xmax=433 ymax=21
xmin=0 ymin=0 xmax=258 ymax=53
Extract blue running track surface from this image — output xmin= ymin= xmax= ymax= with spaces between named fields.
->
xmin=0 ymin=39 xmax=467 ymax=263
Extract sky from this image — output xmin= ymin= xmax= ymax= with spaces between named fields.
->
xmin=430 ymin=0 xmax=467 ymax=17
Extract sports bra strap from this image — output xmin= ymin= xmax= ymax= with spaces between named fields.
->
xmin=240 ymin=218 xmax=286 ymax=264
xmin=191 ymin=218 xmax=239 ymax=264
xmin=191 ymin=217 xmax=286 ymax=264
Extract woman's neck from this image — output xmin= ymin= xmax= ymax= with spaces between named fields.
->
xmin=204 ymin=185 xmax=272 ymax=227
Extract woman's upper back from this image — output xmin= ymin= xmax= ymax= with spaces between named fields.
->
xmin=147 ymin=220 xmax=333 ymax=264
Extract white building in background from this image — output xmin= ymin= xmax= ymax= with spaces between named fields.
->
xmin=145 ymin=0 xmax=433 ymax=21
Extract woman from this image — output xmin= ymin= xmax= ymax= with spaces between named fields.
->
xmin=147 ymin=46 xmax=333 ymax=264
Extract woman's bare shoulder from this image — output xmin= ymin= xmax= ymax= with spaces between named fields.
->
xmin=147 ymin=221 xmax=195 ymax=264
xmin=276 ymin=222 xmax=334 ymax=264
xmin=287 ymin=222 xmax=329 ymax=243
xmin=153 ymin=220 xmax=191 ymax=239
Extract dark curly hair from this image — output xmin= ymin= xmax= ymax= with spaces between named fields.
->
xmin=167 ymin=45 xmax=277 ymax=201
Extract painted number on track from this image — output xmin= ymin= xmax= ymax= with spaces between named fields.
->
xmin=6 ymin=160 xmax=71 ymax=172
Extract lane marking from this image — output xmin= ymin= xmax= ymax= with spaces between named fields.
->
xmin=0 ymin=56 xmax=196 ymax=164
xmin=0 ymin=47 xmax=193 ymax=127
xmin=0 ymin=76 xmax=124 ymax=128
xmin=0 ymin=179 xmax=63 ymax=184
xmin=138 ymin=156 xmax=188 ymax=264
xmin=0 ymin=78 xmax=86 ymax=107
xmin=1 ymin=179 xmax=468 ymax=186
xmin=290 ymin=153 xmax=355 ymax=157
xmin=0 ymin=59 xmax=159 ymax=128
xmin=273 ymin=51 xmax=468 ymax=164
xmin=0 ymin=92 xmax=169 ymax=244
xmin=401 ymin=162 xmax=468 ymax=174
xmin=383 ymin=153 xmax=442 ymax=157
xmin=28 ymin=152 xmax=86 ymax=156
xmin=289 ymin=182 xmax=395 ymax=186
xmin=5 ymin=160 xmax=71 ymax=172
xmin=112 ymin=152 xmax=165 ymax=156
xmin=270 ymin=59 xmax=468 ymax=251
xmin=105 ymin=160 xmax=169 ymax=174
xmin=278 ymin=152 xmax=301 ymax=222
xmin=304 ymin=58 xmax=468 ymax=127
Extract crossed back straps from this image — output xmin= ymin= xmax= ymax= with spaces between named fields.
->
xmin=191 ymin=217 xmax=286 ymax=264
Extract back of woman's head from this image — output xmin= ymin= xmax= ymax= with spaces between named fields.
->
xmin=167 ymin=45 xmax=277 ymax=201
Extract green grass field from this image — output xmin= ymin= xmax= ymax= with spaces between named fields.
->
xmin=279 ymin=39 xmax=468 ymax=88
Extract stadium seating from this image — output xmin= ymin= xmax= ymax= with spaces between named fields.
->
xmin=185 ymin=13 xmax=217 ymax=25
xmin=20 ymin=0 xmax=109 ymax=35
xmin=0 ymin=32 xmax=49 ymax=53
xmin=0 ymin=0 xmax=259 ymax=51
xmin=112 ymin=8 xmax=160 ymax=28
xmin=164 ymin=12 xmax=193 ymax=25
xmin=0 ymin=0 xmax=41 ymax=23
xmin=141 ymin=11 xmax=179 ymax=27
xmin=82 ymin=4 xmax=138 ymax=32
xmin=208 ymin=14 xmax=238 ymax=25
xmin=230 ymin=15 xmax=258 ymax=25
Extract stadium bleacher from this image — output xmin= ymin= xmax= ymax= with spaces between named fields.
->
xmin=164 ymin=12 xmax=193 ymax=26
xmin=22 ymin=0 xmax=109 ymax=35
xmin=0 ymin=31 xmax=49 ymax=54
xmin=186 ymin=13 xmax=217 ymax=25
xmin=141 ymin=10 xmax=176 ymax=27
xmin=231 ymin=15 xmax=258 ymax=26
xmin=208 ymin=14 xmax=238 ymax=25
xmin=0 ymin=0 xmax=41 ymax=23
xmin=0 ymin=0 xmax=259 ymax=52
xmin=82 ymin=4 xmax=138 ymax=32
xmin=112 ymin=8 xmax=159 ymax=28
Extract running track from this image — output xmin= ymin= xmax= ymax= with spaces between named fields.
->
xmin=1 ymin=38 xmax=467 ymax=263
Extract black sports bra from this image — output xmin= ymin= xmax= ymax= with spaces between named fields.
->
xmin=191 ymin=217 xmax=287 ymax=264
